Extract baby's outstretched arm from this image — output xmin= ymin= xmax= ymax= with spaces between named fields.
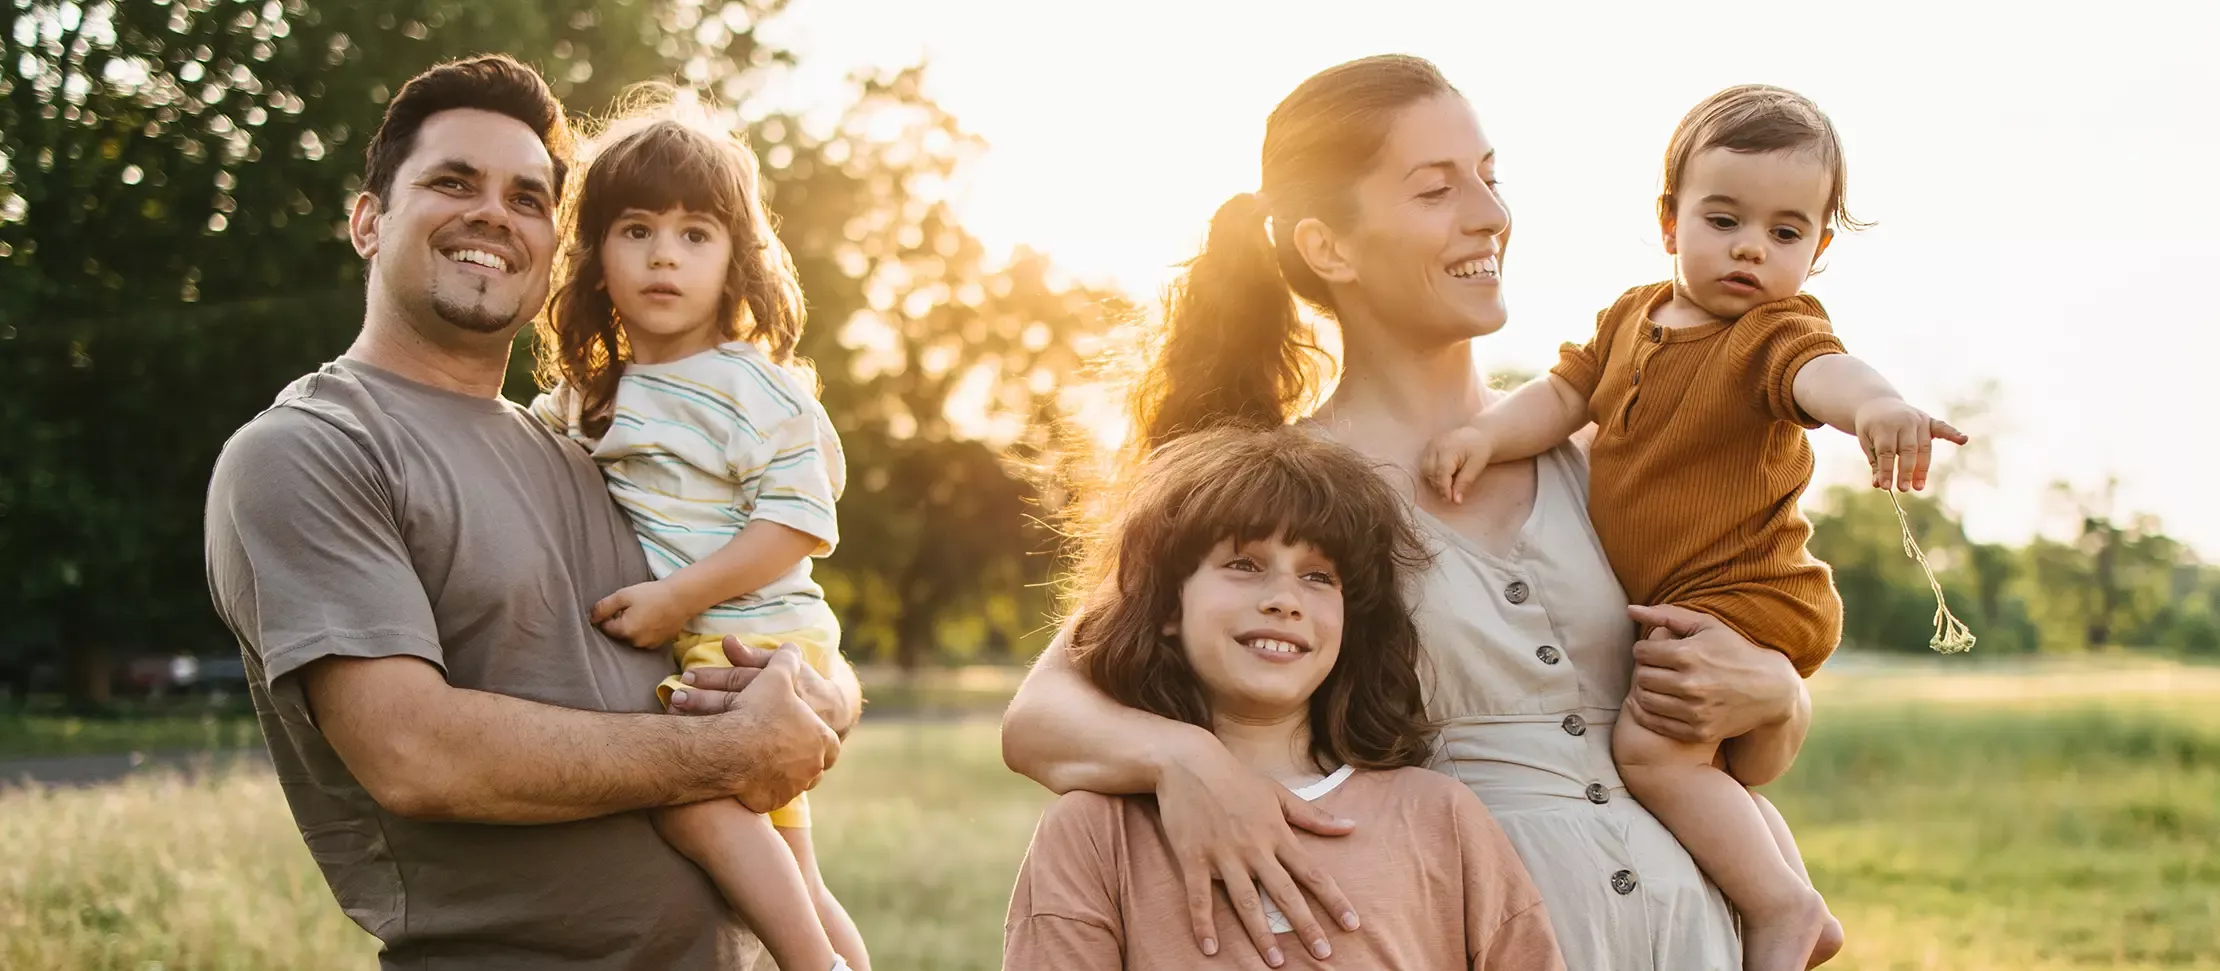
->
xmin=1422 ymin=373 xmax=1589 ymax=503
xmin=1792 ymin=354 xmax=1968 ymax=492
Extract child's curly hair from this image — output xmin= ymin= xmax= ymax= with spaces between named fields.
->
xmin=533 ymin=86 xmax=807 ymax=437
xmin=1066 ymin=423 xmax=1436 ymax=771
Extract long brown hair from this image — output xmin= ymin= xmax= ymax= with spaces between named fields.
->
xmin=533 ymin=93 xmax=807 ymax=437
xmin=1067 ymin=424 xmax=1435 ymax=772
xmin=1130 ymin=55 xmax=1459 ymax=451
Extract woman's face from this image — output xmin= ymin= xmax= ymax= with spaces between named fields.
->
xmin=1173 ymin=535 xmax=1345 ymax=723
xmin=1313 ymin=94 xmax=1511 ymax=347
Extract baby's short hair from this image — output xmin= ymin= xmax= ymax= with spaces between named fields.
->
xmin=1659 ymin=84 xmax=1866 ymax=235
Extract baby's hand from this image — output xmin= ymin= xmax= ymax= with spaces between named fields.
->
xmin=1420 ymin=425 xmax=1497 ymax=505
xmin=591 ymin=579 xmax=694 ymax=649
xmin=1854 ymin=398 xmax=1968 ymax=492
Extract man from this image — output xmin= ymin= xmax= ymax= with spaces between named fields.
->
xmin=203 ymin=54 xmax=859 ymax=970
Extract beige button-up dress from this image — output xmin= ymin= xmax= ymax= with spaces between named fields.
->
xmin=1406 ymin=442 xmax=1743 ymax=971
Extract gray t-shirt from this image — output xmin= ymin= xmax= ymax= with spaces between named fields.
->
xmin=204 ymin=357 xmax=756 ymax=970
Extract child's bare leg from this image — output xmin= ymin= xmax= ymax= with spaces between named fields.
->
xmin=780 ymin=826 xmax=871 ymax=971
xmin=1615 ymin=695 xmax=1826 ymax=971
xmin=1750 ymin=791 xmax=1844 ymax=968
xmin=654 ymin=800 xmax=837 ymax=971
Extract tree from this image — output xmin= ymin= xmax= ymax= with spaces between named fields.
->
xmin=2 ymin=1 xmax=1124 ymax=693
xmin=734 ymin=68 xmax=1129 ymax=666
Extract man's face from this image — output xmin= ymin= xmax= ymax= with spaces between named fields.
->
xmin=350 ymin=108 xmax=559 ymax=338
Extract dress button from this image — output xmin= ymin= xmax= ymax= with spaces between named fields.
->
xmin=1504 ymin=580 xmax=1530 ymax=605
xmin=1562 ymin=714 xmax=1587 ymax=737
xmin=1611 ymin=869 xmax=1639 ymax=895
xmin=1585 ymin=782 xmax=1610 ymax=804
xmin=1535 ymin=645 xmax=1562 ymax=665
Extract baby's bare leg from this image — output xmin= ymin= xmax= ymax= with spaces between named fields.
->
xmin=1615 ymin=695 xmax=1826 ymax=971
xmin=779 ymin=826 xmax=870 ymax=971
xmin=1750 ymin=791 xmax=1844 ymax=968
xmin=655 ymin=800 xmax=837 ymax=971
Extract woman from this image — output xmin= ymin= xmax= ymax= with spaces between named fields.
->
xmin=1003 ymin=426 xmax=1561 ymax=969
xmin=1002 ymin=54 xmax=1814 ymax=970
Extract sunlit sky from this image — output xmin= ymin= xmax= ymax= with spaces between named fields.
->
xmin=753 ymin=0 xmax=2218 ymax=556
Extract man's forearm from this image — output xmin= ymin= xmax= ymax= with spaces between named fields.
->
xmin=303 ymin=656 xmax=748 ymax=824
xmin=1000 ymin=634 xmax=1211 ymax=795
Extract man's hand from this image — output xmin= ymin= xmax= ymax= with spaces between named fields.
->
xmin=1852 ymin=398 xmax=1967 ymax=492
xmin=666 ymin=637 xmax=855 ymax=733
xmin=700 ymin=645 xmax=840 ymax=812
xmin=1419 ymin=424 xmax=1497 ymax=505
xmin=1156 ymin=738 xmax=1359 ymax=967
xmin=590 ymin=579 xmax=694 ymax=648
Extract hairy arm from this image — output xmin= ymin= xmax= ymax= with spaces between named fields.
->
xmin=299 ymin=650 xmax=833 ymax=823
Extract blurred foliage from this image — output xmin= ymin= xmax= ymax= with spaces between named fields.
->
xmin=0 ymin=2 xmax=2209 ymax=705
xmin=0 ymin=0 xmax=1121 ymax=694
xmin=1807 ymin=384 xmax=2220 ymax=657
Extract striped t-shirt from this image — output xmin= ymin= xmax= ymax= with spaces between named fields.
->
xmin=531 ymin=341 xmax=844 ymax=637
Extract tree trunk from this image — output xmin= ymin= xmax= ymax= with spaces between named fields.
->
xmin=2089 ymin=528 xmax=2118 ymax=649
xmin=62 ymin=640 xmax=114 ymax=712
xmin=893 ymin=584 xmax=935 ymax=673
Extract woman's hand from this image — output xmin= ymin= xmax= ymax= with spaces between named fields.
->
xmin=1624 ymin=603 xmax=1799 ymax=744
xmin=1156 ymin=735 xmax=1360 ymax=967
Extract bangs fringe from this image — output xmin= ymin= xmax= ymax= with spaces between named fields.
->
xmin=580 ymin=120 xmax=751 ymax=231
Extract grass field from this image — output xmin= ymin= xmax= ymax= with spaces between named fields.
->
xmin=3 ymin=657 xmax=2216 ymax=970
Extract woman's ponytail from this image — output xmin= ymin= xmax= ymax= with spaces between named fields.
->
xmin=1131 ymin=192 xmax=1323 ymax=451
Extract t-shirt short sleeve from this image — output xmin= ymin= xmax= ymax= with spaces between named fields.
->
xmin=730 ymin=370 xmax=845 ymax=557
xmin=204 ymin=406 xmax=444 ymax=687
xmin=1551 ymin=284 xmax=1654 ymax=412
xmin=527 ymin=382 xmax=577 ymax=440
xmin=1002 ymin=792 xmax=1126 ymax=971
xmin=1731 ymin=297 xmax=1847 ymax=428
xmin=1548 ymin=308 xmax=1613 ymax=404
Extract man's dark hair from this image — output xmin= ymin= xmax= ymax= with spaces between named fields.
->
xmin=361 ymin=54 xmax=574 ymax=202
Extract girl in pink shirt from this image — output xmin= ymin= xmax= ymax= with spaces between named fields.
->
xmin=1003 ymin=425 xmax=1565 ymax=970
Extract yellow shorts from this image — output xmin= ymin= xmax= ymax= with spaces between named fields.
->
xmin=658 ymin=627 xmax=839 ymax=830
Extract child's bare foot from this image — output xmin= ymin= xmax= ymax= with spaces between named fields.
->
xmin=1741 ymin=886 xmax=1830 ymax=971
xmin=1806 ymin=913 xmax=1844 ymax=968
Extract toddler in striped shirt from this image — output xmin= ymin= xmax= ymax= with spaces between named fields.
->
xmin=531 ymin=106 xmax=866 ymax=971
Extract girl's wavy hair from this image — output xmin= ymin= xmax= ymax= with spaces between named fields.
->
xmin=533 ymin=85 xmax=808 ymax=437
xmin=1065 ymin=424 xmax=1436 ymax=772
